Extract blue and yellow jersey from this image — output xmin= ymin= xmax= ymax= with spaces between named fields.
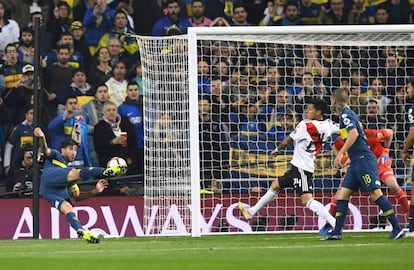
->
xmin=44 ymin=149 xmax=68 ymax=170
xmin=339 ymin=107 xmax=371 ymax=161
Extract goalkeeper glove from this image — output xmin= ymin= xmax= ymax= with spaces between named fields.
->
xmin=378 ymin=148 xmax=392 ymax=168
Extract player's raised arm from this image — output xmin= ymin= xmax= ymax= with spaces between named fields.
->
xmin=33 ymin=127 xmax=51 ymax=156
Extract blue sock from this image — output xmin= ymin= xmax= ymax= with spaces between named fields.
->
xmin=79 ymin=167 xmax=106 ymax=180
xmin=332 ymin=200 xmax=348 ymax=235
xmin=66 ymin=212 xmax=83 ymax=231
xmin=375 ymin=195 xmax=401 ymax=232
xmin=409 ymin=205 xmax=414 ymax=232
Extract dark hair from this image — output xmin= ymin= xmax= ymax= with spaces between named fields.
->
xmin=408 ymin=78 xmax=414 ymax=88
xmin=72 ymin=68 xmax=86 ymax=77
xmin=308 ymin=98 xmax=329 ymax=115
xmin=65 ymin=95 xmax=78 ymax=104
xmin=60 ymin=138 xmax=78 ymax=149
xmin=127 ymin=81 xmax=139 ymax=90
xmin=57 ymin=44 xmax=71 ymax=53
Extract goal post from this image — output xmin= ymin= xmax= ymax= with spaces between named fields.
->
xmin=136 ymin=25 xmax=414 ymax=236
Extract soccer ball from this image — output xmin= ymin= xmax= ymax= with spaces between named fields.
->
xmin=107 ymin=157 xmax=127 ymax=168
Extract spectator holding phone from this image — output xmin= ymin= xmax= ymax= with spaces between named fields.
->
xmin=48 ymin=96 xmax=92 ymax=167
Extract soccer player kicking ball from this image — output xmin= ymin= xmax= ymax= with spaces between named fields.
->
xmin=322 ymin=88 xmax=403 ymax=240
xmin=34 ymin=127 xmax=127 ymax=243
xmin=320 ymin=128 xmax=410 ymax=234
xmin=238 ymin=98 xmax=338 ymax=230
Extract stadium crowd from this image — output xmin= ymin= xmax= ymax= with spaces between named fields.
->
xmin=0 ymin=0 xmax=413 ymax=196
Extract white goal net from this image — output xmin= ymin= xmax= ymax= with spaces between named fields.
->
xmin=136 ymin=25 xmax=414 ymax=236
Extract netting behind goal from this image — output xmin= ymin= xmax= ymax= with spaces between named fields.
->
xmin=136 ymin=25 xmax=414 ymax=235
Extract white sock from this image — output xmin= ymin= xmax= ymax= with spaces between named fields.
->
xmin=307 ymin=199 xmax=336 ymax=227
xmin=249 ymin=189 xmax=278 ymax=216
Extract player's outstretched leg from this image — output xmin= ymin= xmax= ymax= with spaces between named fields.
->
xmin=238 ymin=188 xmax=278 ymax=220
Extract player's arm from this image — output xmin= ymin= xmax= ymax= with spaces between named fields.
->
xmin=334 ymin=128 xmax=358 ymax=168
xmin=271 ymin=135 xmax=293 ymax=156
xmin=402 ymin=126 xmax=414 ymax=164
xmin=33 ymin=127 xmax=51 ymax=156
xmin=382 ymin=128 xmax=393 ymax=149
xmin=71 ymin=179 xmax=108 ymax=202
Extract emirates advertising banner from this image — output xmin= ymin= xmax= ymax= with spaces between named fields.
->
xmin=0 ymin=193 xmax=406 ymax=239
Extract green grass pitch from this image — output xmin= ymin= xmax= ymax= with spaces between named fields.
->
xmin=0 ymin=232 xmax=412 ymax=270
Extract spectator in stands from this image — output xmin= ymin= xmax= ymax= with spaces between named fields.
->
xmin=373 ymin=5 xmax=389 ymax=24
xmin=209 ymin=16 xmax=231 ymax=26
xmin=188 ymin=0 xmax=212 ymax=27
xmin=229 ymin=69 xmax=256 ymax=105
xmin=69 ymin=21 xmax=91 ymax=71
xmin=363 ymin=77 xmax=390 ymax=115
xmin=116 ymin=0 xmax=135 ymax=30
xmin=17 ymin=27 xmax=35 ymax=65
xmin=265 ymin=66 xmax=280 ymax=88
xmin=7 ymin=143 xmax=34 ymax=195
xmin=273 ymin=88 xmax=299 ymax=124
xmin=379 ymin=51 xmax=406 ymax=96
xmin=44 ymin=44 xmax=75 ymax=118
xmin=198 ymin=59 xmax=211 ymax=94
xmin=348 ymin=0 xmax=374 ymax=24
xmin=385 ymin=0 xmax=411 ymax=24
xmin=130 ymin=0 xmax=164 ymax=35
xmin=46 ymin=1 xmax=72 ymax=49
xmin=261 ymin=0 xmax=285 ymax=26
xmin=209 ymin=76 xmax=231 ymax=124
xmin=350 ymin=68 xmax=369 ymax=100
xmin=318 ymin=0 xmax=350 ymax=24
xmin=272 ymin=1 xmax=303 ymax=25
xmin=235 ymin=102 xmax=267 ymax=137
xmin=29 ymin=10 xmax=53 ymax=52
xmin=0 ymin=1 xmax=20 ymax=58
xmin=231 ymin=2 xmax=253 ymax=26
xmin=256 ymin=80 xmax=275 ymax=123
xmin=82 ymin=0 xmax=115 ymax=55
xmin=7 ymin=64 xmax=37 ymax=122
xmin=48 ymin=96 xmax=92 ymax=167
xmin=118 ymin=81 xmax=144 ymax=178
xmin=362 ymin=99 xmax=390 ymax=130
xmin=3 ymin=106 xmax=34 ymax=177
xmin=93 ymin=101 xmax=138 ymax=174
xmin=9 ymin=0 xmax=49 ymax=29
xmin=152 ymin=0 xmax=192 ymax=36
xmin=130 ymin=59 xmax=144 ymax=96
xmin=1 ymin=44 xmax=26 ymax=125
xmin=106 ymin=37 xmax=132 ymax=68
xmin=87 ymin=46 xmax=112 ymax=87
xmin=81 ymin=83 xmax=109 ymax=167
xmin=58 ymin=68 xmax=95 ymax=114
xmin=299 ymin=0 xmax=322 ymax=25
xmin=105 ymin=60 xmax=128 ymax=107
xmin=331 ymin=47 xmax=358 ymax=87
xmin=198 ymin=96 xmax=229 ymax=192
xmin=303 ymin=44 xmax=330 ymax=80
xmin=267 ymin=113 xmax=295 ymax=152
xmin=97 ymin=9 xmax=138 ymax=56
xmin=45 ymin=31 xmax=84 ymax=69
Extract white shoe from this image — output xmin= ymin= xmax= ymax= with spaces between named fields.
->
xmin=404 ymin=231 xmax=414 ymax=238
xmin=238 ymin=202 xmax=252 ymax=220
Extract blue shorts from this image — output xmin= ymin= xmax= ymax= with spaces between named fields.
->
xmin=342 ymin=154 xmax=381 ymax=192
xmin=40 ymin=167 xmax=72 ymax=210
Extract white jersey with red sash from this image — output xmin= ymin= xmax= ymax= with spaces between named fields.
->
xmin=289 ymin=119 xmax=339 ymax=173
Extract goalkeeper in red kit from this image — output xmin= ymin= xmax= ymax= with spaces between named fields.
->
xmin=320 ymin=128 xmax=409 ymax=234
